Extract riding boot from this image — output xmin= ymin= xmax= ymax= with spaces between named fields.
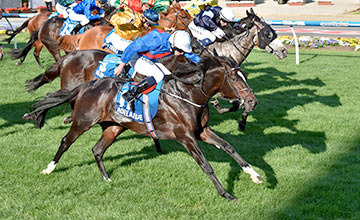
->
xmin=122 ymin=76 xmax=156 ymax=111
xmin=72 ymin=24 xmax=83 ymax=34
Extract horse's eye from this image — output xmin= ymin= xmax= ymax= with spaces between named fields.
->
xmin=231 ymin=76 xmax=237 ymax=82
xmin=265 ymin=30 xmax=273 ymax=39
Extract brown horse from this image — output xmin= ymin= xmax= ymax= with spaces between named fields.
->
xmin=5 ymin=11 xmax=51 ymax=67
xmin=10 ymin=4 xmax=116 ymax=64
xmin=23 ymin=55 xmax=260 ymax=201
xmin=58 ymin=2 xmax=193 ymax=53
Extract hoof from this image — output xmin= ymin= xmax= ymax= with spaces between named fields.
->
xmin=22 ymin=113 xmax=30 ymax=120
xmin=63 ymin=116 xmax=72 ymax=124
xmin=103 ymin=176 xmax=112 ymax=182
xmin=222 ymin=192 xmax=237 ymax=201
xmin=16 ymin=62 xmax=21 ymax=66
xmin=238 ymin=121 xmax=246 ymax=131
xmin=251 ymin=176 xmax=263 ymax=184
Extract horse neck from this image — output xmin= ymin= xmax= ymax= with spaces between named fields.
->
xmin=208 ymin=27 xmax=257 ymax=65
xmin=163 ymin=57 xmax=225 ymax=106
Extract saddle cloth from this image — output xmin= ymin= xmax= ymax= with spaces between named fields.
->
xmin=103 ymin=29 xmax=132 ymax=54
xmin=115 ymin=81 xmax=163 ymax=122
xmin=58 ymin=18 xmax=84 ymax=37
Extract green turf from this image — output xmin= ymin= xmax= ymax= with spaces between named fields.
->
xmin=0 ymin=33 xmax=359 ymax=220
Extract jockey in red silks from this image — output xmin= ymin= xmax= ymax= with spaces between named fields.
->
xmin=114 ymin=0 xmax=155 ymax=14
xmin=113 ymin=30 xmax=201 ymax=109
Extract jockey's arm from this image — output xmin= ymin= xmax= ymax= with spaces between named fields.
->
xmin=200 ymin=11 xmax=218 ymax=31
xmin=84 ymin=3 xmax=102 ymax=20
xmin=115 ymin=31 xmax=162 ymax=74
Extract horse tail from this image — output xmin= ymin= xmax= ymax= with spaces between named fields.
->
xmin=25 ymin=56 xmax=63 ymax=93
xmin=58 ymin=34 xmax=83 ymax=53
xmin=23 ymin=87 xmax=81 ymax=128
xmin=1 ymin=18 xmax=30 ymax=44
xmin=8 ymin=29 xmax=39 ymax=59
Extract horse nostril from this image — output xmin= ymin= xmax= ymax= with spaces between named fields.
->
xmin=248 ymin=99 xmax=257 ymax=108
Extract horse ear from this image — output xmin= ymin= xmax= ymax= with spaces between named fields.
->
xmin=246 ymin=10 xmax=251 ymax=17
xmin=250 ymin=8 xmax=255 ymax=15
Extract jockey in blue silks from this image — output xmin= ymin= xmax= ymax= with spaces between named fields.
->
xmin=68 ymin=0 xmax=107 ymax=33
xmin=114 ymin=29 xmax=201 ymax=108
xmin=189 ymin=6 xmax=235 ymax=46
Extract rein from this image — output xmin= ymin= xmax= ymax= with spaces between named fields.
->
xmin=161 ymin=8 xmax=191 ymax=31
xmin=161 ymin=62 xmax=252 ymax=108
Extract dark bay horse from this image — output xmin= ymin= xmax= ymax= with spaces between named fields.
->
xmin=10 ymin=5 xmax=116 ymax=64
xmin=5 ymin=11 xmax=51 ymax=67
xmin=58 ymin=2 xmax=193 ymax=53
xmin=23 ymin=56 xmax=260 ymax=201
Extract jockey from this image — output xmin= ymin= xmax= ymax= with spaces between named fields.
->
xmin=114 ymin=0 xmax=155 ymax=14
xmin=183 ymin=0 xmax=218 ymax=17
xmin=152 ymin=0 xmax=171 ymax=13
xmin=113 ymin=30 xmax=201 ymax=108
xmin=68 ymin=0 xmax=107 ymax=33
xmin=56 ymin=0 xmax=77 ymax=18
xmin=188 ymin=6 xmax=235 ymax=46
xmin=107 ymin=9 xmax=161 ymax=52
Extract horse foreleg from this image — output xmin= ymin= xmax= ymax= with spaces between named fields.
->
xmin=199 ymin=126 xmax=262 ymax=184
xmin=33 ymin=41 xmax=43 ymax=68
xmin=41 ymin=121 xmax=93 ymax=175
xmin=210 ymin=99 xmax=240 ymax=114
xmin=238 ymin=110 xmax=248 ymax=131
xmin=178 ymin=133 xmax=237 ymax=201
xmin=92 ymin=124 xmax=126 ymax=181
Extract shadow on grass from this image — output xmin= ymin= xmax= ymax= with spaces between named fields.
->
xmin=275 ymin=134 xmax=360 ymax=219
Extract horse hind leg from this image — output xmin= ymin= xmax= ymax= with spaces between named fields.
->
xmin=177 ymin=132 xmax=237 ymax=201
xmin=92 ymin=123 xmax=126 ymax=181
xmin=41 ymin=118 xmax=94 ymax=175
xmin=33 ymin=41 xmax=43 ymax=68
xmin=199 ymin=126 xmax=262 ymax=184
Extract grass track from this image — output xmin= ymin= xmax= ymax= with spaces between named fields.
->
xmin=0 ymin=33 xmax=359 ymax=219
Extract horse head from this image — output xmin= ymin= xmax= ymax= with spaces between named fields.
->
xmin=245 ymin=8 xmax=288 ymax=59
xmin=158 ymin=2 xmax=193 ymax=31
xmin=217 ymin=57 xmax=257 ymax=112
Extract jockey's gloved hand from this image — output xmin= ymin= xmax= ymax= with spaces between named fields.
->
xmin=212 ymin=28 xmax=226 ymax=39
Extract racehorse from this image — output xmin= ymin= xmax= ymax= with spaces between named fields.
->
xmin=5 ymin=11 xmax=51 ymax=67
xmin=58 ymin=2 xmax=193 ymax=53
xmin=192 ymin=9 xmax=288 ymax=131
xmin=23 ymin=55 xmax=260 ymax=201
xmin=9 ymin=4 xmax=116 ymax=64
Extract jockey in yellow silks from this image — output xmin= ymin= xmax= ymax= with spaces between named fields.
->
xmin=104 ymin=8 xmax=161 ymax=53
xmin=183 ymin=0 xmax=218 ymax=17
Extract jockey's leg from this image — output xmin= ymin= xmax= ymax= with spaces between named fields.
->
xmin=122 ymin=57 xmax=170 ymax=111
xmin=188 ymin=21 xmax=216 ymax=46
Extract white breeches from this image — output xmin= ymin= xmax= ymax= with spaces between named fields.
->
xmin=107 ymin=31 xmax=132 ymax=52
xmin=188 ymin=21 xmax=216 ymax=43
xmin=68 ymin=10 xmax=90 ymax=26
xmin=133 ymin=56 xmax=171 ymax=83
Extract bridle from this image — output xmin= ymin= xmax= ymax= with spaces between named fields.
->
xmin=160 ymin=7 xmax=191 ymax=31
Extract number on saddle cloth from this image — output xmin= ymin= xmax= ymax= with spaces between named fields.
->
xmin=115 ymin=81 xmax=163 ymax=123
xmin=59 ymin=18 xmax=81 ymax=37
